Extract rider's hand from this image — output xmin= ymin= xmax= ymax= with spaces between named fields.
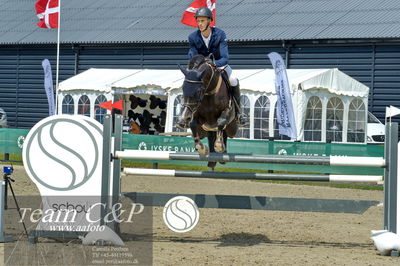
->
xmin=205 ymin=58 xmax=215 ymax=66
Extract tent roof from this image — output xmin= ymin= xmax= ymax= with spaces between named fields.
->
xmin=236 ymin=68 xmax=369 ymax=97
xmin=112 ymin=69 xmax=184 ymax=96
xmin=58 ymin=68 xmax=141 ymax=92
xmin=58 ymin=68 xmax=369 ymax=97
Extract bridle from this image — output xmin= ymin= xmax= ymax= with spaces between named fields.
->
xmin=185 ymin=62 xmax=220 ymax=94
xmin=181 ymin=61 xmax=222 ymax=119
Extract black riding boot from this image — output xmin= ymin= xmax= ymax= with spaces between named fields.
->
xmin=232 ymin=83 xmax=249 ymax=126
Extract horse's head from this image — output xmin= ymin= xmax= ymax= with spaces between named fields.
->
xmin=179 ymin=55 xmax=208 ymax=128
xmin=177 ymin=64 xmax=206 ymax=127
xmin=177 ymin=55 xmax=218 ymax=128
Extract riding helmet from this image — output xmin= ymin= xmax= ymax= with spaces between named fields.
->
xmin=195 ymin=7 xmax=213 ymax=20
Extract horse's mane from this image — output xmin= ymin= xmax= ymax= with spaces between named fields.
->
xmin=188 ymin=55 xmax=206 ymax=70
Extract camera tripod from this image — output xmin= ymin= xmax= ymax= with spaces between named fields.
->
xmin=3 ymin=169 xmax=28 ymax=238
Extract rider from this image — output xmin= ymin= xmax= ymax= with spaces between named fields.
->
xmin=179 ymin=6 xmax=248 ymax=126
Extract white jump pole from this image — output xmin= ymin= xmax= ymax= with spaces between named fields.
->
xmin=115 ymin=150 xmax=386 ymax=168
xmin=122 ymin=167 xmax=383 ymax=183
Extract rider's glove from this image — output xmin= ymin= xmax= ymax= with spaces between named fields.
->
xmin=205 ymin=58 xmax=215 ymax=66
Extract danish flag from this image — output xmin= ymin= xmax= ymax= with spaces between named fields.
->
xmin=35 ymin=0 xmax=59 ymax=28
xmin=181 ymin=0 xmax=216 ymax=28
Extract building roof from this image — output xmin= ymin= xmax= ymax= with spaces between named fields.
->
xmin=2 ymin=0 xmax=400 ymax=45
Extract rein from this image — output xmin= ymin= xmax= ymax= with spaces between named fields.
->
xmin=202 ymin=63 xmax=222 ymax=96
xmin=182 ymin=61 xmax=223 ymax=116
xmin=184 ymin=79 xmax=203 ymax=84
xmin=183 ymin=62 xmax=222 ymax=98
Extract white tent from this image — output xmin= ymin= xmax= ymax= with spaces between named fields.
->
xmin=58 ymin=68 xmax=141 ymax=92
xmin=58 ymin=68 xmax=369 ymax=142
xmin=229 ymin=68 xmax=368 ymax=97
xmin=112 ymin=69 xmax=184 ymax=96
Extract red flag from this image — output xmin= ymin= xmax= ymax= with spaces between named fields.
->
xmin=181 ymin=0 xmax=216 ymax=28
xmin=112 ymin=100 xmax=124 ymax=111
xmin=98 ymin=100 xmax=113 ymax=111
xmin=35 ymin=0 xmax=59 ymax=28
xmin=98 ymin=100 xmax=124 ymax=111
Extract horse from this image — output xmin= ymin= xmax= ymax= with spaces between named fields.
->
xmin=177 ymin=55 xmax=238 ymax=169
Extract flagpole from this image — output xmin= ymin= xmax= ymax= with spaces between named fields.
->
xmin=55 ymin=0 xmax=61 ymax=115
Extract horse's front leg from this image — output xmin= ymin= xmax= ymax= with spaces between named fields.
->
xmin=216 ymin=107 xmax=232 ymax=131
xmin=190 ymin=120 xmax=209 ymax=156
xmin=207 ymin=131 xmax=217 ymax=170
xmin=214 ymin=130 xmax=226 ymax=153
xmin=215 ymin=108 xmax=231 ymax=153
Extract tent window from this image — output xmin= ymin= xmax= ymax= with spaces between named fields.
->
xmin=95 ymin=95 xmax=107 ymax=124
xmin=62 ymin=95 xmax=74 ymax=115
xmin=273 ymin=103 xmax=291 ymax=140
xmin=304 ymin=96 xmax=322 ymax=141
xmin=347 ymin=98 xmax=365 ymax=143
xmin=78 ymin=95 xmax=91 ymax=117
xmin=172 ymin=95 xmax=185 ymax=132
xmin=235 ymin=95 xmax=250 ymax=138
xmin=326 ymin=97 xmax=344 ymax=142
xmin=254 ymin=96 xmax=270 ymax=139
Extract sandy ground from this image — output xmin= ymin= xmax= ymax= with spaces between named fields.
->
xmin=1 ymin=164 xmax=399 ymax=265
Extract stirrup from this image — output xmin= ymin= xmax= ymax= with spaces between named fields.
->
xmin=237 ymin=113 xmax=249 ymax=126
xmin=175 ymin=121 xmax=188 ymax=129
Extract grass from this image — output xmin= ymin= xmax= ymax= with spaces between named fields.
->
xmin=0 ymin=153 xmax=23 ymax=165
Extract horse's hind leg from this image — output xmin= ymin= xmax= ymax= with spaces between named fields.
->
xmin=214 ymin=130 xmax=226 ymax=153
xmin=190 ymin=120 xmax=209 ymax=156
xmin=215 ymin=106 xmax=232 ymax=153
xmin=207 ymin=132 xmax=217 ymax=170
xmin=218 ymin=131 xmax=228 ymax=165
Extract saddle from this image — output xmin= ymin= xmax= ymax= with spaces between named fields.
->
xmin=219 ymin=69 xmax=233 ymax=97
xmin=218 ymin=68 xmax=238 ymax=115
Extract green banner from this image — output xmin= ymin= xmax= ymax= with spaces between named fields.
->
xmin=0 ymin=128 xmax=384 ymax=175
xmin=123 ymin=134 xmax=384 ymax=175
xmin=0 ymin=128 xmax=29 ymax=154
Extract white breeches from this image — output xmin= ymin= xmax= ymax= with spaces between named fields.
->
xmin=218 ymin=65 xmax=238 ymax=87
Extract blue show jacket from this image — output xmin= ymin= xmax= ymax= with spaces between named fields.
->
xmin=188 ymin=27 xmax=229 ymax=67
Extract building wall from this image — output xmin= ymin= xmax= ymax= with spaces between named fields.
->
xmin=1 ymin=40 xmax=399 ymax=128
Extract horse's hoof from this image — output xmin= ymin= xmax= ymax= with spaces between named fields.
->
xmin=195 ymin=143 xmax=204 ymax=154
xmin=203 ymin=145 xmax=209 ymax=155
xmin=196 ymin=144 xmax=209 ymax=156
xmin=214 ymin=141 xmax=225 ymax=153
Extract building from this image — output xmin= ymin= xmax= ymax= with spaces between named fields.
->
xmin=1 ymin=0 xmax=400 ymax=130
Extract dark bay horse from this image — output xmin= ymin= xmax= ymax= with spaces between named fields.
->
xmin=178 ymin=55 xmax=238 ymax=169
